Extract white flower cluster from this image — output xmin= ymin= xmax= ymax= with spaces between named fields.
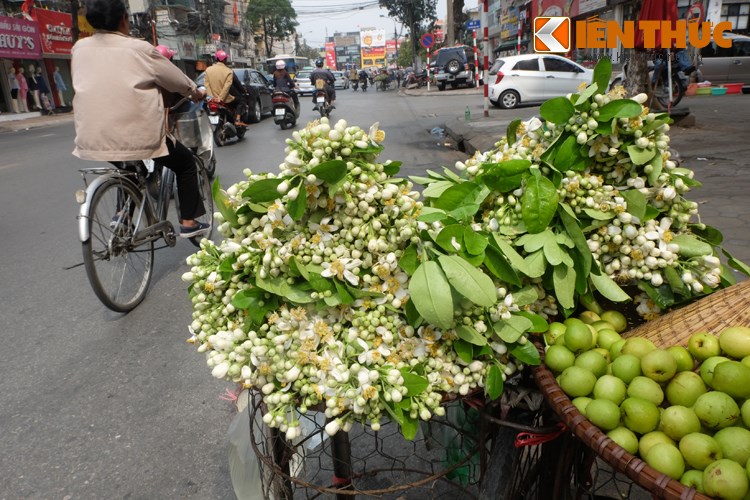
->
xmin=457 ymin=86 xmax=722 ymax=316
xmin=183 ymin=119 xmax=518 ymax=437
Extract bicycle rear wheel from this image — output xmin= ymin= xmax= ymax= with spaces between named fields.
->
xmin=82 ymin=178 xmax=154 ymax=312
xmin=189 ymin=154 xmax=214 ymax=248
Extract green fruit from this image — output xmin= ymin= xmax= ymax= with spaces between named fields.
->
xmin=621 ymin=337 xmax=656 ymax=358
xmin=593 ymin=375 xmax=627 ymax=405
xmin=600 ymin=310 xmax=627 ymax=333
xmin=703 ymin=459 xmax=749 ymax=500
xmin=640 ymin=348 xmax=677 ymax=383
xmin=610 ymin=354 xmax=641 ymax=384
xmin=688 ymin=331 xmax=721 ymax=362
xmin=638 ymin=431 xmax=675 ymax=457
xmin=544 ymin=322 xmax=566 ymax=345
xmin=679 ymin=432 xmax=723 ymax=470
xmin=700 ymin=355 xmax=730 ymax=386
xmin=659 ymin=405 xmax=701 ymax=441
xmin=609 ymin=339 xmax=627 ymax=360
xmin=544 ymin=344 xmax=576 ymax=373
xmin=558 ymin=366 xmax=597 ymax=398
xmin=713 ymin=427 xmax=750 ymax=466
xmin=627 ymin=376 xmax=664 ymax=406
xmin=578 ymin=310 xmax=601 ymax=324
xmin=591 ymin=320 xmax=617 ymax=332
xmin=621 ymin=397 xmax=660 ymax=434
xmin=572 ymin=396 xmax=593 ymax=414
xmin=586 ymin=399 xmax=621 ymax=431
xmin=644 ymin=443 xmax=685 ymax=480
xmin=719 ymin=326 xmax=750 ymax=359
xmin=574 ymin=350 xmax=608 ymax=378
xmin=711 ymin=361 xmax=750 ymax=398
xmin=680 ymin=470 xmax=705 ymax=492
xmin=564 ymin=318 xmax=595 ymax=353
xmin=666 ymin=345 xmax=694 ymax=372
xmin=693 ymin=391 xmax=740 ymax=431
xmin=665 ymin=371 xmax=707 ymax=407
xmin=596 ymin=328 xmax=622 ymax=350
xmin=607 ymin=427 xmax=639 ymax=454
xmin=741 ymin=399 xmax=750 ymax=428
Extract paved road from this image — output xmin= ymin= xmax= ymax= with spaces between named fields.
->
xmin=0 ymin=89 xmax=466 ymax=499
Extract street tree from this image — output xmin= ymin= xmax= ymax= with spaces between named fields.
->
xmin=379 ymin=0 xmax=438 ymax=70
xmin=247 ymin=0 xmax=299 ymax=58
xmin=297 ymin=41 xmax=322 ymax=62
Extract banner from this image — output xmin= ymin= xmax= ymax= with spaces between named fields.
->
xmin=35 ymin=10 xmax=73 ymax=55
xmin=0 ymin=15 xmax=42 ymax=59
xmin=325 ymin=41 xmax=337 ymax=69
xmin=386 ymin=39 xmax=397 ymax=57
xmin=360 ymin=28 xmax=386 ymax=67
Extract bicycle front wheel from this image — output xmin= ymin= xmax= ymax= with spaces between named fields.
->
xmin=189 ymin=154 xmax=214 ymax=248
xmin=82 ymin=178 xmax=154 ymax=312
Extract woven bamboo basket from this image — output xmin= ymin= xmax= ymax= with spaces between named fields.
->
xmin=534 ymin=279 xmax=750 ymax=499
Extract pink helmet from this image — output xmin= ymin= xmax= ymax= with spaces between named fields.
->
xmin=215 ymin=49 xmax=228 ymax=62
xmin=155 ymin=45 xmax=174 ymax=60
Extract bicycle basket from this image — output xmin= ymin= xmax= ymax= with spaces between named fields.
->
xmin=169 ymin=110 xmax=205 ymax=149
xmin=315 ymin=80 xmax=326 ymax=90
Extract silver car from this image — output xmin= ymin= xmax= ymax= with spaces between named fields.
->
xmin=698 ymin=32 xmax=750 ymax=88
xmin=295 ymin=70 xmax=315 ymax=95
xmin=332 ymin=71 xmax=349 ymax=89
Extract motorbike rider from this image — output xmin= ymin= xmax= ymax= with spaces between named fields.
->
xmin=204 ymin=49 xmax=249 ymax=127
xmin=358 ymin=69 xmax=369 ymax=91
xmin=310 ymin=58 xmax=336 ymax=110
xmin=272 ymin=60 xmax=299 ymax=110
xmin=71 ymin=0 xmax=209 ymax=238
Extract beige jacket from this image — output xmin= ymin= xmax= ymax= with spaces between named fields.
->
xmin=204 ymin=62 xmax=235 ymax=103
xmin=71 ymin=32 xmax=197 ymax=161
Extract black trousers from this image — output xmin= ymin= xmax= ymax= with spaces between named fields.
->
xmin=153 ymin=138 xmax=205 ymax=221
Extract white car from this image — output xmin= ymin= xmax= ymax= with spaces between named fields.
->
xmin=332 ymin=71 xmax=349 ymax=89
xmin=295 ymin=71 xmax=315 ymax=95
xmin=488 ymin=54 xmax=593 ymax=109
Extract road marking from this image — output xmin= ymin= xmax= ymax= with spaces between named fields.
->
xmin=0 ymin=162 xmax=20 ymax=171
xmin=38 ymin=133 xmax=55 ymax=138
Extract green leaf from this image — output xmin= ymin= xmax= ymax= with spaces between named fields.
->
xmin=408 ymin=261 xmax=454 ymax=330
xmin=435 ymin=224 xmax=465 ymax=253
xmin=553 ymin=134 xmax=583 ymax=171
xmin=556 ymin=232 xmax=575 ymax=249
xmin=456 ymin=325 xmax=488 ymax=346
xmin=664 ymin=266 xmax=689 ymax=296
xmin=400 ymin=369 xmax=429 ymax=396
xmin=507 ymin=119 xmax=522 ymax=145
xmin=592 ymin=58 xmax=612 ymax=95
xmin=307 ymin=272 xmax=334 ymax=293
xmin=404 ymin=298 xmax=423 ymax=327
xmin=309 ymin=159 xmax=347 ymax=183
xmin=383 ymin=161 xmax=402 ymax=176
xmin=383 ymin=401 xmax=405 ymax=425
xmin=448 ymin=203 xmax=481 ymax=221
xmin=513 ymin=286 xmax=539 ymax=307
xmin=463 ymin=227 xmax=488 ymax=255
xmin=231 ymin=288 xmax=264 ymax=310
xmin=672 ymin=234 xmax=713 ymax=258
xmin=595 ymin=119 xmax=614 ymax=135
xmin=494 ymin=315 xmax=533 ymax=343
xmin=212 ymin=177 xmax=238 ymax=226
xmin=648 ymin=154 xmax=663 ymax=186
xmin=454 ymin=339 xmax=474 ymax=363
xmin=256 ymin=273 xmax=315 ymax=303
xmin=400 ymin=415 xmax=418 ymax=441
xmin=553 ymin=264 xmax=576 ymax=310
xmin=690 ymin=224 xmax=723 ymax=246
xmin=642 ymin=205 xmax=661 ymax=222
xmin=491 ymin=235 xmax=530 ymax=275
xmin=559 ymin=204 xmax=591 ymax=278
xmin=422 ymin=180 xmax=454 ymax=199
xmin=242 ymin=178 xmax=285 ymax=202
xmin=510 ymin=342 xmax=542 ymax=366
xmin=289 ymin=257 xmax=311 ymax=281
xmin=287 ymin=188 xmax=306 ymax=221
xmin=621 ymin=189 xmax=647 ymax=220
xmin=483 ymin=246 xmax=521 ymax=286
xmin=480 ymin=160 xmax=532 ymax=193
xmin=516 ymin=311 xmax=549 ymax=333
xmin=639 ymin=281 xmax=675 ymax=309
xmin=521 ymin=170 xmax=559 ymax=234
xmin=540 ymin=96 xmax=576 ymax=124
xmin=583 ymin=208 xmax=613 ymax=221
xmin=575 ymin=82 xmax=599 ymax=107
xmin=334 ymin=281 xmax=354 ymax=305
xmin=417 ymin=207 xmax=448 ymax=223
xmin=723 ymin=249 xmax=750 ymax=277
xmin=524 ymin=250 xmax=546 ymax=278
xmin=540 ymin=130 xmax=568 ymax=163
xmin=438 ymin=255 xmax=497 ymax=308
xmin=627 ymin=145 xmax=656 ymax=166
xmin=399 ymin=244 xmax=419 ymax=276
xmin=486 ymin=365 xmax=504 ymax=400
xmin=459 ymin=249 xmax=485 ymax=267
xmin=590 ymin=272 xmax=630 ymax=302
xmin=517 ymin=230 xmax=554 ymax=253
xmin=433 ymin=182 xmax=481 ymax=211
xmin=597 ymin=100 xmax=643 ymax=122
xmin=544 ymin=238 xmax=572 ymax=267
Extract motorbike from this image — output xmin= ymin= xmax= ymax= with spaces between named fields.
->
xmin=168 ymin=99 xmax=217 ymax=178
xmin=272 ymin=90 xmax=300 ymax=130
xmin=352 ymin=79 xmax=359 ymax=91
xmin=313 ymin=84 xmax=333 ymax=118
xmin=206 ymin=98 xmax=247 ymax=147
xmin=359 ymin=76 xmax=368 ymax=92
xmin=610 ymin=52 xmax=695 ymax=109
xmin=404 ymin=70 xmax=429 ymax=88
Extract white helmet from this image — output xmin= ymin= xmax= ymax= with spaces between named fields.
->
xmin=276 ymin=60 xmax=286 ymax=70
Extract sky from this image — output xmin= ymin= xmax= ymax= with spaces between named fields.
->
xmin=292 ymin=0 xmax=449 ymax=47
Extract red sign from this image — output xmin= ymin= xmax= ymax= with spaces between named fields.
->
xmin=35 ymin=10 xmax=73 ymax=55
xmin=325 ymin=42 xmax=337 ymax=69
xmin=420 ymin=33 xmax=434 ymax=49
xmin=0 ymin=15 xmax=42 ymax=59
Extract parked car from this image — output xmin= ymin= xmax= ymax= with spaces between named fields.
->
xmin=698 ymin=32 xmax=750 ymax=89
xmin=488 ymin=54 xmax=593 ymax=109
xmin=195 ymin=67 xmax=273 ymax=122
xmin=295 ymin=70 xmax=315 ymax=95
xmin=433 ymin=45 xmax=479 ymax=91
xmin=332 ymin=71 xmax=349 ymax=89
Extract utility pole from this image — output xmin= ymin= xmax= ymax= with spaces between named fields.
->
xmin=446 ymin=0 xmax=454 ymax=46
xmin=70 ymin=0 xmax=80 ymax=43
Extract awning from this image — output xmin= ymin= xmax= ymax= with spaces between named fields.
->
xmin=493 ymin=39 xmax=528 ymax=54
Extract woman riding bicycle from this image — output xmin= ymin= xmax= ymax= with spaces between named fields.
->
xmin=71 ymin=0 xmax=209 ymax=238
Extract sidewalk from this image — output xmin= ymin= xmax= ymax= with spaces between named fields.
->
xmin=0 ymin=109 xmax=74 ymax=133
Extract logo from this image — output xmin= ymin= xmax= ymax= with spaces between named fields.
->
xmin=534 ymin=17 xmax=570 ymax=53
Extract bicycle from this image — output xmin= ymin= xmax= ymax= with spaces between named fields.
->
xmin=75 ymin=98 xmax=214 ymax=312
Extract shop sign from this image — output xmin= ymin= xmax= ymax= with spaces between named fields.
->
xmin=0 ymin=15 xmax=42 ymax=59
xmin=35 ymin=10 xmax=73 ymax=55
xmin=180 ymin=36 xmax=196 ymax=60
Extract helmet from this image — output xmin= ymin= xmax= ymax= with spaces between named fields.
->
xmin=275 ymin=60 xmax=286 ymax=70
xmin=315 ymin=58 xmax=324 ymax=67
xmin=215 ymin=49 xmax=228 ymax=62
xmin=155 ymin=45 xmax=174 ymax=60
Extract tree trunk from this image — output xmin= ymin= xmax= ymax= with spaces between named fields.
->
xmin=453 ymin=0 xmax=466 ymax=45
xmin=623 ymin=50 xmax=649 ymax=98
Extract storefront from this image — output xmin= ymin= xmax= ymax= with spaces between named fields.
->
xmin=35 ymin=9 xmax=73 ymax=108
xmin=0 ymin=15 xmax=43 ymax=114
xmin=494 ymin=2 xmax=532 ymax=57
